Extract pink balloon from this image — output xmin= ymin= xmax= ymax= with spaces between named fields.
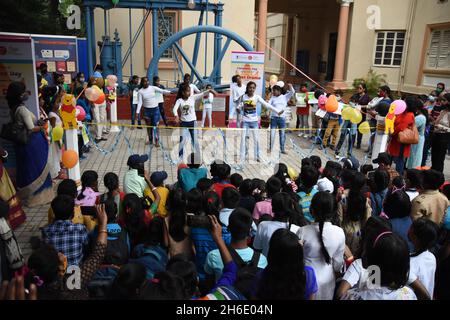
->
xmin=76 ymin=105 xmax=86 ymax=121
xmin=393 ymin=100 xmax=407 ymax=115
xmin=318 ymin=95 xmax=328 ymax=111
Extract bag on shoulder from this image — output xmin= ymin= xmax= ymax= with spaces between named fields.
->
xmin=227 ymin=245 xmax=261 ymax=298
xmin=0 ymin=107 xmax=30 ymax=145
xmin=398 ymin=123 xmax=419 ymax=144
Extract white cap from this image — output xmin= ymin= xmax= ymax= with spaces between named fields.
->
xmin=276 ymin=81 xmax=285 ymax=88
xmin=317 ymin=177 xmax=334 ymax=193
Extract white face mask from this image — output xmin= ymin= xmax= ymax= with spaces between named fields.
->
xmin=79 ymin=78 xmax=85 ymax=83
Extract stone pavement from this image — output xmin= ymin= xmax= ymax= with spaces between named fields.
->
xmin=14 ymin=121 xmax=450 ymax=258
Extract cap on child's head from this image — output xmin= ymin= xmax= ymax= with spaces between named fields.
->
xmin=127 ymin=154 xmax=149 ymax=167
xmin=317 ymin=177 xmax=334 ymax=193
xmin=151 ymin=171 xmax=168 ymax=187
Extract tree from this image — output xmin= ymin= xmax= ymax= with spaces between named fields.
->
xmin=0 ymin=0 xmax=85 ymax=37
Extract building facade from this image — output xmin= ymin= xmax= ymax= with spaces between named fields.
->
xmin=258 ymin=0 xmax=450 ymax=94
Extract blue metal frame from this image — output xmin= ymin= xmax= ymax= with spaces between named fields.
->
xmin=84 ymin=1 xmax=249 ymax=88
xmin=148 ymin=25 xmax=253 ymax=89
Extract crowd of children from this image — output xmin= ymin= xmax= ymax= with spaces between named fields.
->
xmin=1 ymin=149 xmax=449 ymax=300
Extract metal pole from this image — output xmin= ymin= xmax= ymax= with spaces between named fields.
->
xmin=121 ymin=10 xmax=151 ymax=66
xmin=129 ymin=8 xmax=133 ymax=77
xmin=86 ymin=6 xmax=93 ymax=76
xmin=191 ymin=10 xmax=204 ymax=79
xmin=90 ymin=7 xmax=96 ymax=69
xmin=204 ymin=0 xmax=209 ymax=77
xmin=214 ymin=5 xmax=223 ymax=84
xmin=152 ymin=9 xmax=158 ymax=67
xmin=104 ymin=9 xmax=107 ymax=36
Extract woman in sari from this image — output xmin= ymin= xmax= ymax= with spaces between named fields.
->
xmin=6 ymin=82 xmax=53 ymax=207
xmin=0 ymin=146 xmax=26 ymax=229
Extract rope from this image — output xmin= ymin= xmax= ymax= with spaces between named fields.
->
xmin=83 ymin=124 xmax=123 ymax=155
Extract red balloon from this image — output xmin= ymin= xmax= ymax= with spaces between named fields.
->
xmin=94 ymin=92 xmax=106 ymax=104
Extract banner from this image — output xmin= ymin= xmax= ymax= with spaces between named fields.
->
xmin=33 ymin=35 xmax=78 ymax=85
xmin=229 ymin=51 xmax=265 ymax=118
xmin=0 ymin=34 xmax=39 ymax=179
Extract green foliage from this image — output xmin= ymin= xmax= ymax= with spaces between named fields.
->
xmin=0 ymin=0 xmax=85 ymax=37
xmin=352 ymin=69 xmax=387 ymax=98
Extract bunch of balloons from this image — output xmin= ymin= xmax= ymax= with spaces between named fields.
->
xmin=85 ymin=85 xmax=105 ymax=104
xmin=342 ymin=106 xmax=363 ymax=124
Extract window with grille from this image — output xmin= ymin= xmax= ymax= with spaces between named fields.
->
xmin=426 ymin=29 xmax=450 ymax=70
xmin=157 ymin=12 xmax=176 ymax=60
xmin=373 ymin=31 xmax=405 ymax=67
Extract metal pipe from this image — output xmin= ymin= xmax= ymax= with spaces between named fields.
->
xmin=204 ymin=0 xmax=209 ymax=77
xmin=209 ymin=37 xmax=231 ymax=81
xmin=214 ymin=5 xmax=223 ymax=84
xmin=191 ymin=9 xmax=205 ymax=79
xmin=121 ymin=9 xmax=151 ymax=66
xmin=104 ymin=9 xmax=107 ymax=36
xmin=86 ymin=6 xmax=93 ymax=76
xmin=152 ymin=9 xmax=158 ymax=58
xmin=90 ymin=7 xmax=96 ymax=71
xmin=129 ymin=8 xmax=133 ymax=76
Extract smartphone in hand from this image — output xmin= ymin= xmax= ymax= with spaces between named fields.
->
xmin=80 ymin=206 xmax=97 ymax=217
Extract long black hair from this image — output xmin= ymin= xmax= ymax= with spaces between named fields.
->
xmin=256 ymin=229 xmax=306 ymax=300
xmin=122 ymin=193 xmax=146 ymax=243
xmin=271 ymin=192 xmax=307 ymax=227
xmin=6 ymin=81 xmax=26 ymax=112
xmin=379 ymin=85 xmax=394 ymax=101
xmin=103 ymin=172 xmax=119 ymax=202
xmin=77 ymin=170 xmax=98 ymax=200
xmin=310 ymin=192 xmax=337 ymax=264
xmin=167 ymin=188 xmax=188 ymax=242
xmin=346 ymin=172 xmax=367 ymax=223
xmin=176 ymin=83 xmax=190 ymax=100
xmin=409 ymin=218 xmax=439 ymax=258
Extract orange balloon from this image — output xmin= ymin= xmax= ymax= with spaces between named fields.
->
xmin=94 ymin=92 xmax=106 ymax=104
xmin=325 ymin=95 xmax=339 ymax=113
xmin=62 ymin=150 xmax=78 ymax=169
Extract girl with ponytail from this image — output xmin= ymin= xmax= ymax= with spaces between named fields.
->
xmin=75 ymin=170 xmax=100 ymax=206
xmin=296 ymin=192 xmax=345 ymax=300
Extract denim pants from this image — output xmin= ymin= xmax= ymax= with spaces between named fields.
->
xmin=393 ymin=144 xmax=406 ymax=175
xmin=240 ymin=121 xmax=260 ymax=162
xmin=270 ymin=117 xmax=286 ymax=152
xmin=335 ymin=120 xmax=354 ymax=156
xmin=130 ymin=102 xmax=141 ymax=125
xmin=179 ymin=120 xmax=198 ymax=157
xmin=143 ymin=107 xmax=160 ymax=143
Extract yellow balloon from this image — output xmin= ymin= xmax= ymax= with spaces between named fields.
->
xmin=358 ymin=121 xmax=371 ymax=135
xmin=52 ymin=126 xmax=64 ymax=141
xmin=288 ymin=166 xmax=298 ymax=181
xmin=342 ymin=107 xmax=353 ymax=121
xmin=269 ymin=75 xmax=278 ymax=82
xmin=350 ymin=109 xmax=362 ymax=124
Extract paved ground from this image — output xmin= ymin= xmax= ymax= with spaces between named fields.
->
xmin=14 ymin=121 xmax=450 ymax=258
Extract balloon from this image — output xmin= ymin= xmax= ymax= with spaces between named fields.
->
xmin=52 ymin=126 xmax=64 ymax=142
xmin=76 ymin=105 xmax=86 ymax=121
xmin=358 ymin=121 xmax=371 ymax=135
xmin=350 ymin=109 xmax=363 ymax=124
xmin=94 ymin=92 xmax=106 ymax=104
xmin=393 ymin=100 xmax=407 ymax=115
xmin=287 ymin=166 xmax=298 ymax=181
xmin=318 ymin=95 xmax=327 ymax=110
xmin=85 ymin=87 xmax=100 ymax=102
xmin=342 ymin=107 xmax=353 ymax=121
xmin=92 ymin=85 xmax=102 ymax=94
xmin=269 ymin=75 xmax=278 ymax=87
xmin=325 ymin=95 xmax=338 ymax=113
xmin=62 ymin=150 xmax=78 ymax=169
xmin=106 ymin=74 xmax=117 ymax=87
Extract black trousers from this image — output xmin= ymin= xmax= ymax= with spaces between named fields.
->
xmin=356 ymin=112 xmax=367 ymax=147
xmin=431 ymin=132 xmax=450 ymax=172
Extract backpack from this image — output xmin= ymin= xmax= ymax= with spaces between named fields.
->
xmin=227 ymin=245 xmax=261 ymax=298
xmin=103 ymin=228 xmax=130 ymax=266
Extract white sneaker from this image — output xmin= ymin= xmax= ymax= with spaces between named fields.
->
xmin=303 ymin=134 xmax=309 ymax=138
xmin=297 ymin=133 xmax=302 ymax=137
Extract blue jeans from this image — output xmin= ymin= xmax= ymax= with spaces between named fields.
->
xmin=270 ymin=117 xmax=286 ymax=152
xmin=179 ymin=120 xmax=199 ymax=157
xmin=240 ymin=121 xmax=260 ymax=162
xmin=393 ymin=144 xmax=406 ymax=175
xmin=131 ymin=103 xmax=141 ymax=125
xmin=143 ymin=107 xmax=160 ymax=143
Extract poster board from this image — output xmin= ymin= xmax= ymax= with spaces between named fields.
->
xmin=229 ymin=51 xmax=265 ymax=118
xmin=0 ymin=34 xmax=39 ymax=179
xmin=32 ymin=35 xmax=78 ymax=85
